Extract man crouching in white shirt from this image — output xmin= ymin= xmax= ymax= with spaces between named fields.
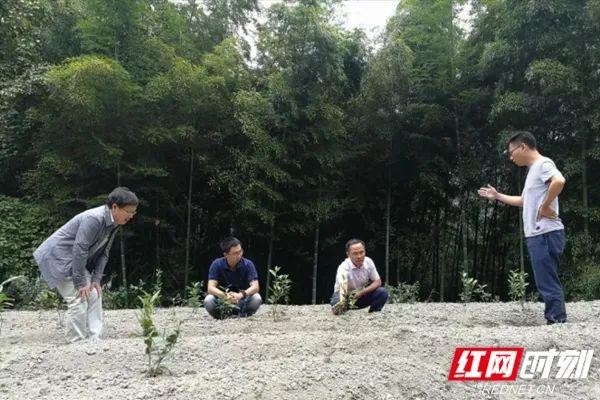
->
xmin=330 ymin=239 xmax=388 ymax=315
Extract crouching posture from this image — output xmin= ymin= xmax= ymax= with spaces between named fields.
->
xmin=204 ymin=237 xmax=262 ymax=319
xmin=33 ymin=187 xmax=138 ymax=342
xmin=330 ymin=239 xmax=388 ymax=315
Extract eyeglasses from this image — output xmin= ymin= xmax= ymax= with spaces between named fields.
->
xmin=507 ymin=144 xmax=524 ymax=157
xmin=227 ymin=249 xmax=243 ymax=257
xmin=120 ymin=207 xmax=137 ymax=216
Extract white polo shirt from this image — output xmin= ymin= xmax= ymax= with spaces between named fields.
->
xmin=333 ymin=256 xmax=381 ymax=292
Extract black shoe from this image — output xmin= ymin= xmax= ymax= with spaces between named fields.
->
xmin=546 ymin=319 xmax=567 ymax=325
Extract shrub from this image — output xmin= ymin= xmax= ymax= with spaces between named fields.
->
xmin=102 ymin=284 xmax=133 ymax=310
xmin=185 ymin=281 xmax=204 ymax=308
xmin=214 ymin=286 xmax=238 ymax=318
xmin=3 ymin=276 xmax=64 ymax=310
xmin=460 ymin=272 xmax=491 ymax=302
xmin=267 ymin=266 xmax=292 ymax=321
xmin=347 ymin=287 xmax=363 ymax=310
xmin=0 ymin=276 xmax=24 ymax=335
xmin=569 ymin=262 xmax=600 ymax=301
xmin=137 ymin=290 xmax=181 ymax=377
xmin=386 ymin=282 xmax=420 ymax=304
xmin=103 ymin=270 xmax=164 ymax=310
xmin=34 ymin=287 xmax=63 ymax=310
xmin=0 ymin=197 xmax=61 ymax=282
xmin=507 ymin=269 xmax=529 ymax=307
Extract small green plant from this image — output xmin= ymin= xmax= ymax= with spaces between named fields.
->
xmin=268 ymin=266 xmax=292 ymax=321
xmin=0 ymin=276 xmax=24 ymax=335
xmin=101 ymin=274 xmax=130 ymax=309
xmin=460 ymin=272 xmax=492 ymax=303
xmin=214 ymin=286 xmax=238 ymax=318
xmin=169 ymin=293 xmax=184 ymax=307
xmin=34 ymin=287 xmax=62 ymax=310
xmin=346 ymin=288 xmax=363 ymax=310
xmin=507 ymin=269 xmax=529 ymax=308
xmin=33 ymin=286 xmax=65 ymax=326
xmin=0 ymin=291 xmax=12 ymax=311
xmin=103 ymin=284 xmax=130 ymax=310
xmin=137 ymin=290 xmax=181 ymax=377
xmin=103 ymin=278 xmax=152 ymax=310
xmin=2 ymin=277 xmax=53 ymax=309
xmin=107 ymin=271 xmax=165 ymax=309
xmin=386 ymin=282 xmax=420 ymax=304
xmin=527 ymin=291 xmax=540 ymax=303
xmin=185 ymin=281 xmax=204 ymax=308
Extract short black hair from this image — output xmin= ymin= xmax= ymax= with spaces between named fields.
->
xmin=106 ymin=187 xmax=138 ymax=207
xmin=345 ymin=238 xmax=366 ymax=253
xmin=220 ymin=237 xmax=242 ymax=253
xmin=507 ymin=131 xmax=537 ymax=150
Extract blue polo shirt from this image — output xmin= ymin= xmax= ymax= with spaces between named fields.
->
xmin=207 ymin=257 xmax=259 ymax=292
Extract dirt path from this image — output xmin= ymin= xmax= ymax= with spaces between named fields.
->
xmin=1 ymin=301 xmax=599 ymax=399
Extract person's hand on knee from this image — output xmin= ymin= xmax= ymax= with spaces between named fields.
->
xmin=77 ymin=286 xmax=91 ymax=301
xmin=91 ymin=282 xmax=102 ymax=297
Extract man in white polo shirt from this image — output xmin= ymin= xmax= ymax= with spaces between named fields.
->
xmin=478 ymin=131 xmax=567 ymax=324
xmin=330 ymin=239 xmax=388 ymax=315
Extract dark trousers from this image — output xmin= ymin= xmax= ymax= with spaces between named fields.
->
xmin=330 ymin=286 xmax=388 ymax=312
xmin=525 ymin=230 xmax=567 ymax=322
xmin=204 ymin=294 xmax=262 ymax=319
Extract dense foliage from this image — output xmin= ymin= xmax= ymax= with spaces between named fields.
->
xmin=1 ymin=0 xmax=598 ymax=305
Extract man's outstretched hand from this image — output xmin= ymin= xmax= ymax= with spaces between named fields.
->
xmin=477 ymin=184 xmax=498 ymax=200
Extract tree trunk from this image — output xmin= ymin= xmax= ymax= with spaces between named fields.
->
xmin=184 ymin=148 xmax=194 ymax=289
xmin=117 ymin=164 xmax=127 ymax=292
xmin=473 ymin=203 xmax=479 ymax=278
xmin=481 ymin=200 xmax=490 ymax=287
xmin=448 ymin=1 xmax=468 ymax=284
xmin=155 ymin=199 xmax=160 ymax=269
xmin=119 ymin=230 xmax=126 ymax=289
xmin=461 ymin=207 xmax=468 ymax=275
xmin=311 ymin=223 xmax=320 ymax=305
xmin=266 ymin=221 xmax=275 ymax=300
xmin=396 ymin=237 xmax=401 ymax=285
xmin=385 ymin=162 xmax=391 ymax=285
xmin=432 ymin=208 xmax=439 ymax=297
xmin=581 ymin=134 xmax=589 ymax=238
xmin=518 ymin=169 xmax=525 ymax=303
xmin=451 ymin=221 xmax=461 ymax=299
xmin=439 ymin=209 xmax=445 ymax=301
xmin=443 ymin=224 xmax=453 ymax=300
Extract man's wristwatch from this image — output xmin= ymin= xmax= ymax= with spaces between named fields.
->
xmin=241 ymin=290 xmax=247 ymax=298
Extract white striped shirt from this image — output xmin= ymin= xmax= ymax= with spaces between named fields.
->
xmin=334 ymin=256 xmax=380 ymax=292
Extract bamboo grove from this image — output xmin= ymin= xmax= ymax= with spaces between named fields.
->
xmin=1 ymin=0 xmax=599 ymax=304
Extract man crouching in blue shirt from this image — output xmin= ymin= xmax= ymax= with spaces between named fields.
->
xmin=204 ymin=237 xmax=262 ymax=319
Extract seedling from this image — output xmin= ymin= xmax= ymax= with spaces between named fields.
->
xmin=137 ymin=290 xmax=181 ymax=377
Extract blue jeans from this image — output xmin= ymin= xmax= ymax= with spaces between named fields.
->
xmin=525 ymin=230 xmax=567 ymax=323
xmin=330 ymin=287 xmax=388 ymax=312
xmin=204 ymin=294 xmax=262 ymax=319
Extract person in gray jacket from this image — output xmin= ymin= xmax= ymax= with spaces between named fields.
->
xmin=33 ymin=187 xmax=138 ymax=342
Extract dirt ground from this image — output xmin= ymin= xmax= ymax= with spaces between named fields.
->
xmin=1 ymin=301 xmax=599 ymax=400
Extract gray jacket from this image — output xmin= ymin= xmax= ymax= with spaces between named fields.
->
xmin=33 ymin=205 xmax=119 ymax=289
